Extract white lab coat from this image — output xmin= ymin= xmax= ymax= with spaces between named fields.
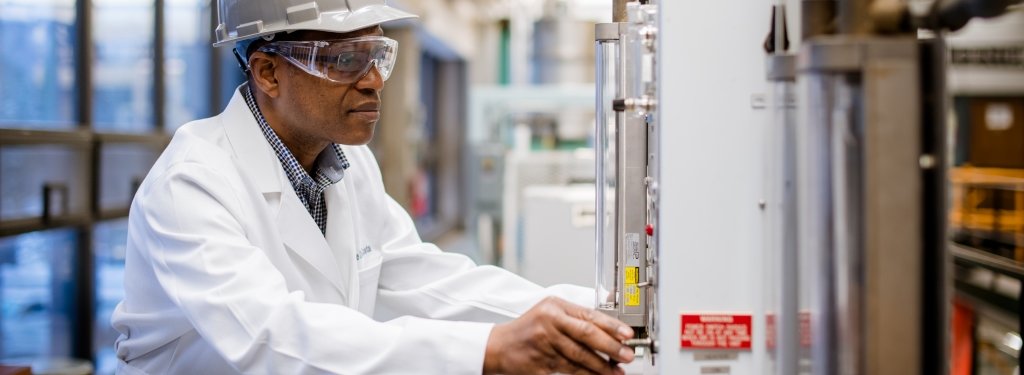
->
xmin=111 ymin=87 xmax=592 ymax=375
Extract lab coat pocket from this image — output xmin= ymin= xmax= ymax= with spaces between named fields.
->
xmin=356 ymin=248 xmax=382 ymax=315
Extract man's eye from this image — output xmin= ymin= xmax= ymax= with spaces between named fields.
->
xmin=335 ymin=52 xmax=360 ymax=69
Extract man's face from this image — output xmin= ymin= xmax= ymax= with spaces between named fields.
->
xmin=260 ymin=26 xmax=386 ymax=147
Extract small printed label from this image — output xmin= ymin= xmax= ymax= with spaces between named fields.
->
xmin=625 ymin=233 xmax=641 ymax=266
xmin=625 ymin=285 xmax=641 ymax=306
xmin=701 ymin=366 xmax=731 ymax=374
xmin=625 ymin=266 xmax=639 ymax=284
xmin=356 ymin=246 xmax=372 ymax=261
xmin=766 ymin=311 xmax=812 ymax=349
xmin=694 ymin=352 xmax=739 ymax=361
xmin=750 ymin=93 xmax=767 ymax=109
xmin=623 ymin=234 xmax=642 ymax=307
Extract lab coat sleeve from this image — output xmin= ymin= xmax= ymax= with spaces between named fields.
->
xmin=373 ymin=195 xmax=595 ymax=323
xmin=135 ymin=161 xmax=493 ymax=375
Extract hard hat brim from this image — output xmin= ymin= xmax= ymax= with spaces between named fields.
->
xmin=213 ymin=4 xmax=417 ymax=48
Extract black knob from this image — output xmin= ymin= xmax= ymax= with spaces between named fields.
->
xmin=612 ymin=98 xmax=626 ymax=112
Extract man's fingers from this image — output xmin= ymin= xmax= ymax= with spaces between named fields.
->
xmin=587 ymin=309 xmax=634 ymax=341
xmin=555 ymin=314 xmax=634 ymax=363
xmin=550 ymin=333 xmax=617 ymax=375
xmin=557 ymin=298 xmax=634 ymax=341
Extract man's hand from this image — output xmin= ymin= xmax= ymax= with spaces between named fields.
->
xmin=483 ymin=296 xmax=635 ymax=375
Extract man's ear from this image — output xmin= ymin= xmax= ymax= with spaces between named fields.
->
xmin=248 ymin=52 xmax=281 ymax=98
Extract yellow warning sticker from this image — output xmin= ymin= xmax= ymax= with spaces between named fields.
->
xmin=625 ymin=266 xmax=639 ymax=285
xmin=625 ymin=285 xmax=641 ymax=306
xmin=624 ymin=266 xmax=640 ymax=306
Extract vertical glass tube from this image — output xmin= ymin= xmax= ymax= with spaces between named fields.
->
xmin=595 ymin=37 xmax=619 ymax=309
xmin=764 ymin=81 xmax=781 ymax=372
xmin=768 ymin=77 xmax=800 ymax=375
xmin=779 ymin=79 xmax=802 ymax=375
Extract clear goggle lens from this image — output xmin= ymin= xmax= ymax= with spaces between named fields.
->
xmin=257 ymin=36 xmax=398 ymax=84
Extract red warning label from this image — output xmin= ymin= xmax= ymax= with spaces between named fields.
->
xmin=680 ymin=313 xmax=753 ymax=350
xmin=765 ymin=311 xmax=811 ymax=349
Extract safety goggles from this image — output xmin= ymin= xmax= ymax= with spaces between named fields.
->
xmin=256 ymin=36 xmax=398 ymax=84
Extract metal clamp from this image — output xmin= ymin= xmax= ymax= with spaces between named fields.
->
xmin=624 ymin=337 xmax=658 ymax=354
xmin=612 ymin=96 xmax=658 ymax=113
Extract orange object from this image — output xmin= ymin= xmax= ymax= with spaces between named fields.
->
xmin=949 ymin=167 xmax=1024 ymax=259
xmin=950 ymin=300 xmax=974 ymax=375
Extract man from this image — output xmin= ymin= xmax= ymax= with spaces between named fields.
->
xmin=111 ymin=1 xmax=634 ymax=374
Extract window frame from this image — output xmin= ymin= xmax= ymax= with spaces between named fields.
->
xmin=0 ymin=0 xmax=227 ymax=363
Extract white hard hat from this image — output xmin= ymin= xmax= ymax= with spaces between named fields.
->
xmin=213 ymin=0 xmax=417 ymax=47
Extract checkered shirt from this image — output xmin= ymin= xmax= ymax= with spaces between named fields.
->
xmin=242 ymin=85 xmax=350 ymax=235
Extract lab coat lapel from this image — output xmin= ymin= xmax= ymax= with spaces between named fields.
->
xmin=221 ymin=86 xmax=349 ymax=298
xmin=324 ymin=180 xmax=360 ymax=309
xmin=276 ymin=191 xmax=350 ymax=297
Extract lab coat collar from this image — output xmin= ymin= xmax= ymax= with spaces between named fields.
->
xmin=221 ymin=84 xmax=351 ymax=300
xmin=221 ymin=85 xmax=282 ymax=195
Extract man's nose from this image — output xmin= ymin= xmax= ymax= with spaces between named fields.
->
xmin=355 ymin=61 xmax=384 ymax=91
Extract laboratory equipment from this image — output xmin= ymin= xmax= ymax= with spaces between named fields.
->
xmin=520 ymin=184 xmax=596 ymax=287
xmin=792 ymin=1 xmax=1020 ymax=374
xmin=501 ymin=149 xmax=595 ymax=273
xmin=464 ymin=85 xmax=596 ymax=265
xmin=763 ymin=3 xmax=800 ymax=374
xmin=653 ymin=0 xmax=1021 ymax=373
xmin=594 ymin=0 xmax=659 ymax=361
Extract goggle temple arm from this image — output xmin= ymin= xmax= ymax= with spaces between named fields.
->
xmin=232 ymin=47 xmax=251 ymax=74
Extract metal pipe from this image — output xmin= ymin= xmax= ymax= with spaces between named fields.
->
xmin=830 ymin=80 xmax=864 ymax=375
xmin=919 ymin=37 xmax=950 ymax=375
xmin=802 ymin=0 xmax=838 ymax=39
xmin=798 ymin=73 xmax=838 ymax=375
xmin=614 ymin=0 xmax=628 ymax=22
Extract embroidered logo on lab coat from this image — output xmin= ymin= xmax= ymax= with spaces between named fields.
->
xmin=356 ymin=246 xmax=372 ymax=260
